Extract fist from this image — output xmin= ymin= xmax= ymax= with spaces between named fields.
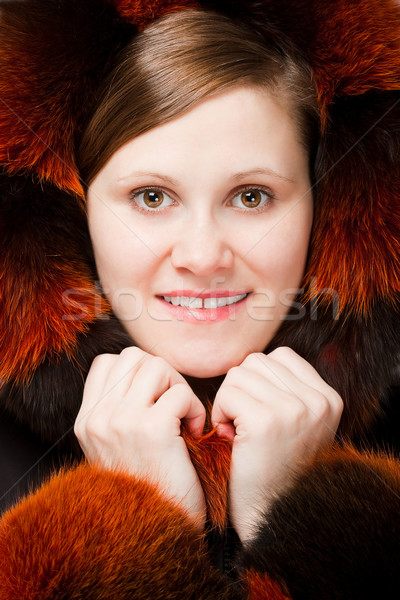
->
xmin=212 ymin=347 xmax=343 ymax=542
xmin=75 ymin=347 xmax=206 ymax=529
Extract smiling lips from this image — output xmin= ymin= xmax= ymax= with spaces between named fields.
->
xmin=162 ymin=293 xmax=248 ymax=309
xmin=157 ymin=290 xmax=250 ymax=323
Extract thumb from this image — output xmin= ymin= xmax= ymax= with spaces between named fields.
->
xmin=158 ymin=383 xmax=206 ymax=437
xmin=211 ymin=397 xmax=235 ymax=442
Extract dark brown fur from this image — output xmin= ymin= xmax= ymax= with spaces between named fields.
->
xmin=241 ymin=446 xmax=400 ymax=599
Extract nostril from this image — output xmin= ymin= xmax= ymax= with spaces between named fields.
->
xmin=170 ymin=236 xmax=234 ymax=275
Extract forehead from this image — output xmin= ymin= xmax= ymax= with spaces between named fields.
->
xmin=95 ymin=86 xmax=307 ymax=186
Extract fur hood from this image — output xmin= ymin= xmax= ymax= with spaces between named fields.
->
xmin=0 ymin=0 xmax=399 ymax=447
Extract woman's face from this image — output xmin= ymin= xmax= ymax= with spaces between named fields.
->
xmin=87 ymin=86 xmax=313 ymax=377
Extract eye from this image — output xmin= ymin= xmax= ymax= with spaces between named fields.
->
xmin=231 ymin=187 xmax=273 ymax=210
xmin=130 ymin=187 xmax=174 ymax=211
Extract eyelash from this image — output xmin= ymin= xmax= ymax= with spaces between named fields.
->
xmin=129 ymin=186 xmax=173 ymax=214
xmin=231 ymin=185 xmax=275 ymax=213
xmin=129 ymin=185 xmax=275 ymax=214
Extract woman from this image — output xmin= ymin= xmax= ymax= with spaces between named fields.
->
xmin=0 ymin=1 xmax=399 ymax=599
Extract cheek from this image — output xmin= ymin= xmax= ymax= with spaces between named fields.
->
xmin=88 ymin=210 xmax=158 ymax=299
xmin=250 ymin=204 xmax=313 ymax=289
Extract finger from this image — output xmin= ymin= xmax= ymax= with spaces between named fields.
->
xmin=75 ymin=348 xmax=149 ymax=441
xmin=123 ymin=356 xmax=187 ymax=408
xmin=155 ymin=383 xmax=206 ymax=437
xmin=100 ymin=346 xmax=151 ymax=402
xmin=77 ymin=353 xmax=120 ymax=424
xmin=212 ymin=384 xmax=258 ymax=437
xmin=80 ymin=347 xmax=148 ymax=414
xmin=241 ymin=350 xmax=342 ymax=411
xmin=224 ymin=364 xmax=295 ymax=406
xmin=265 ymin=347 xmax=341 ymax=402
xmin=221 ymin=360 xmax=342 ymax=438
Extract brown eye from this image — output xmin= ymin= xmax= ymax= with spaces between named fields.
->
xmin=143 ymin=189 xmax=164 ymax=208
xmin=240 ymin=190 xmax=265 ymax=208
xmin=231 ymin=188 xmax=272 ymax=211
xmin=131 ymin=188 xmax=174 ymax=212
xmin=240 ymin=189 xmax=263 ymax=208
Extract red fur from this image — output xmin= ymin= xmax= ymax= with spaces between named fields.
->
xmin=0 ymin=8 xmax=82 ymax=196
xmin=306 ymin=169 xmax=400 ymax=315
xmin=0 ymin=464 xmax=239 ymax=599
xmin=302 ymin=0 xmax=400 ymax=314
xmin=184 ymin=429 xmax=232 ymax=530
xmin=246 ymin=569 xmax=292 ymax=600
xmin=0 ymin=0 xmax=132 ymax=196
xmin=0 ymin=256 xmax=108 ymax=382
xmin=0 ymin=178 xmax=110 ymax=383
xmin=112 ymin=0 xmax=200 ymax=29
xmin=308 ymin=0 xmax=400 ymax=111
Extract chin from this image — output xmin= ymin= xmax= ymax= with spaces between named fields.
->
xmin=179 ymin=365 xmax=227 ymax=378
xmin=171 ymin=354 xmax=240 ymax=379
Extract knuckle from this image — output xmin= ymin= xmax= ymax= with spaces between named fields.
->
xmin=312 ymin=395 xmax=331 ymax=421
xmin=84 ymin=415 xmax=105 ymax=439
xmin=91 ymin=353 xmax=114 ymax=369
xmin=330 ymin=390 xmax=344 ymax=414
xmin=292 ymin=401 xmax=309 ymax=423
xmin=216 ymin=382 xmax=235 ymax=401
xmin=269 ymin=346 xmax=295 ymax=360
xmin=78 ymin=415 xmax=108 ymax=445
xmin=146 ymin=356 xmax=176 ymax=383
xmin=242 ymin=352 xmax=264 ymax=367
xmin=224 ymin=365 xmax=242 ymax=384
xmin=170 ymin=382 xmax=190 ymax=398
xmin=119 ymin=346 xmax=146 ymax=361
xmin=73 ymin=420 xmax=83 ymax=440
xmin=149 ymin=355 xmax=169 ymax=371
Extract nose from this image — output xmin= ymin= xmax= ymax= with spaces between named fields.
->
xmin=170 ymin=220 xmax=234 ymax=277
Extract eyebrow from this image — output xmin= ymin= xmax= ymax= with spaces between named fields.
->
xmin=116 ymin=172 xmax=177 ymax=185
xmin=116 ymin=167 xmax=295 ymax=185
xmin=231 ymin=168 xmax=295 ymax=184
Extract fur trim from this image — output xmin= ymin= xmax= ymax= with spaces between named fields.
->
xmin=245 ymin=570 xmax=291 ymax=600
xmin=0 ymin=173 xmax=110 ymax=383
xmin=0 ymin=0 xmax=132 ymax=195
xmin=309 ymin=91 xmax=400 ymax=314
xmin=267 ymin=300 xmax=400 ymax=438
xmin=204 ymin=0 xmax=400 ymax=104
xmin=1 ymin=318 xmax=133 ymax=449
xmin=0 ymin=464 xmax=243 ymax=599
xmin=185 ymin=429 xmax=231 ymax=531
xmin=112 ymin=0 xmax=200 ymax=29
xmin=240 ymin=446 xmax=400 ymax=599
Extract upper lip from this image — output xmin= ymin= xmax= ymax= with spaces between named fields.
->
xmin=158 ymin=290 xmax=249 ymax=298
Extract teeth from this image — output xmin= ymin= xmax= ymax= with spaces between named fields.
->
xmin=204 ymin=294 xmax=246 ymax=308
xmin=181 ymin=296 xmax=203 ymax=308
xmin=163 ymin=294 xmax=247 ymax=308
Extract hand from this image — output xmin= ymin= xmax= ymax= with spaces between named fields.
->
xmin=212 ymin=347 xmax=343 ymax=543
xmin=74 ymin=347 xmax=206 ymax=529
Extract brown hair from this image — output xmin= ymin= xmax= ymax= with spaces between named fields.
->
xmin=78 ymin=9 xmax=319 ymax=185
